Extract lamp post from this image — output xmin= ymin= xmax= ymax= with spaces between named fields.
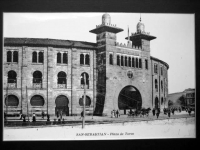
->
xmin=82 ymin=73 xmax=86 ymax=129
xmin=5 ymin=84 xmax=9 ymax=122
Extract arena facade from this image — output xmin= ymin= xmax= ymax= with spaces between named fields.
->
xmin=3 ymin=13 xmax=169 ymax=116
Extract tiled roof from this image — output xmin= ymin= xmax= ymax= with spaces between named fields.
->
xmin=150 ymin=56 xmax=169 ymax=69
xmin=4 ymin=38 xmax=97 ymax=50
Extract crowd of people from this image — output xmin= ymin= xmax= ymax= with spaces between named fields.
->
xmin=111 ymin=109 xmax=120 ymax=118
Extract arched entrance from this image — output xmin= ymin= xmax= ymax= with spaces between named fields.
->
xmin=118 ymin=86 xmax=142 ymax=114
xmin=155 ymin=97 xmax=159 ymax=109
xmin=55 ymin=95 xmax=69 ymax=116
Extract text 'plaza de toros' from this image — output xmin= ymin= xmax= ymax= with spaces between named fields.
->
xmin=3 ymin=13 xmax=169 ymax=116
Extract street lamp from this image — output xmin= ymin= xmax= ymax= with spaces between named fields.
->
xmin=81 ymin=73 xmax=86 ymax=129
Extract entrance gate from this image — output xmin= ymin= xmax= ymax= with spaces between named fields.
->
xmin=55 ymin=95 xmax=69 ymax=116
xmin=118 ymin=86 xmax=142 ymax=114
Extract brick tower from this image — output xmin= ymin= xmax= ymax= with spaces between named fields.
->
xmin=90 ymin=13 xmax=123 ymax=115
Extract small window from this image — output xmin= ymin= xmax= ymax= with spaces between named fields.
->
xmin=139 ymin=58 xmax=142 ymax=68
xmin=145 ymin=59 xmax=148 ymax=69
xmin=81 ymin=72 xmax=89 ymax=89
xmin=109 ymin=53 xmax=113 ymax=65
xmin=33 ymin=71 xmax=42 ymax=83
xmin=128 ymin=57 xmax=131 ymax=67
xmin=8 ymin=70 xmax=17 ymax=83
xmin=161 ymin=80 xmax=163 ymax=91
xmin=121 ymin=56 xmax=124 ymax=66
xmin=155 ymin=79 xmax=158 ymax=92
xmin=38 ymin=52 xmax=43 ymax=63
xmin=32 ymin=51 xmax=37 ymax=63
xmin=161 ymin=66 xmax=163 ymax=75
xmin=13 ymin=51 xmax=18 ymax=62
xmin=117 ymin=55 xmax=120 ymax=66
xmin=30 ymin=95 xmax=44 ymax=106
xmin=58 ymin=71 xmax=67 ymax=84
xmin=154 ymin=64 xmax=158 ymax=73
xmin=132 ymin=57 xmax=135 ymax=67
xmin=7 ymin=51 xmax=12 ymax=62
xmin=85 ymin=54 xmax=90 ymax=65
xmin=63 ymin=53 xmax=68 ymax=64
xmin=125 ymin=56 xmax=127 ymax=67
xmin=136 ymin=58 xmax=138 ymax=68
xmin=57 ymin=52 xmax=61 ymax=63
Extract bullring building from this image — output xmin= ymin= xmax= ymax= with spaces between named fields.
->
xmin=3 ymin=13 xmax=169 ymax=116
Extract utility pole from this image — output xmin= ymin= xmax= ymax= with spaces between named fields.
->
xmin=26 ymin=86 xmax=29 ymax=122
xmin=82 ymin=73 xmax=86 ymax=129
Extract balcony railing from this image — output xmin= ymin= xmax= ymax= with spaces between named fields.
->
xmin=57 ymin=84 xmax=67 ymax=88
xmin=7 ymin=83 xmax=17 ymax=88
xmin=81 ymin=84 xmax=89 ymax=89
xmin=33 ymin=83 xmax=42 ymax=89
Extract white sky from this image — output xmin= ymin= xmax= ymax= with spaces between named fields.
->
xmin=3 ymin=13 xmax=195 ymax=94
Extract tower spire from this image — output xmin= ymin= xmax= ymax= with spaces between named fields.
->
xmin=128 ymin=26 xmax=130 ymax=44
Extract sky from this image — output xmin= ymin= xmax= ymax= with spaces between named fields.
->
xmin=3 ymin=13 xmax=195 ymax=94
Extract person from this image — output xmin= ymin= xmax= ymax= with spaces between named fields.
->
xmin=32 ymin=113 xmax=36 ymax=122
xmin=168 ymin=108 xmax=171 ymax=118
xmin=80 ymin=111 xmax=84 ymax=119
xmin=111 ymin=110 xmax=113 ymax=118
xmin=152 ymin=108 xmax=155 ymax=116
xmin=113 ymin=110 xmax=116 ymax=118
xmin=47 ymin=114 xmax=50 ymax=121
xmin=179 ymin=107 xmax=181 ymax=113
xmin=155 ymin=108 xmax=160 ymax=119
xmin=188 ymin=107 xmax=191 ymax=116
xmin=22 ymin=114 xmax=26 ymax=122
xmin=41 ymin=111 xmax=45 ymax=119
xmin=172 ymin=108 xmax=175 ymax=115
xmin=56 ymin=110 xmax=59 ymax=118
xmin=60 ymin=110 xmax=63 ymax=119
xmin=116 ymin=110 xmax=119 ymax=118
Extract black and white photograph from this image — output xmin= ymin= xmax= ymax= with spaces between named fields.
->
xmin=3 ymin=12 xmax=195 ymax=140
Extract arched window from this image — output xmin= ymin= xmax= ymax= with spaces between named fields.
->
xmin=132 ymin=57 xmax=135 ymax=67
xmin=117 ymin=55 xmax=120 ymax=66
xmin=79 ymin=96 xmax=91 ymax=107
xmin=109 ymin=53 xmax=113 ymax=65
xmin=33 ymin=71 xmax=42 ymax=83
xmin=81 ymin=72 xmax=89 ymax=89
xmin=136 ymin=58 xmax=138 ymax=68
xmin=121 ymin=55 xmax=124 ymax=66
xmin=32 ymin=51 xmax=37 ymax=63
xmin=154 ymin=64 xmax=157 ymax=73
xmin=7 ymin=51 xmax=12 ymax=62
xmin=145 ymin=59 xmax=148 ymax=69
xmin=155 ymin=79 xmax=158 ymax=92
xmin=63 ymin=53 xmax=68 ymax=64
xmin=161 ymin=80 xmax=163 ymax=92
xmin=8 ymin=70 xmax=17 ymax=83
xmin=161 ymin=97 xmax=163 ymax=105
xmin=139 ymin=58 xmax=142 ymax=68
xmin=38 ymin=52 xmax=43 ymax=63
xmin=13 ymin=51 xmax=18 ymax=62
xmin=30 ymin=95 xmax=44 ymax=106
xmin=5 ymin=95 xmax=19 ymax=106
xmin=161 ymin=66 xmax=163 ymax=75
xmin=125 ymin=56 xmax=127 ymax=66
xmin=57 ymin=71 xmax=67 ymax=84
xmin=80 ymin=54 xmax=84 ymax=65
xmin=85 ymin=54 xmax=90 ymax=65
xmin=128 ymin=57 xmax=131 ymax=67
xmin=57 ymin=52 xmax=61 ymax=63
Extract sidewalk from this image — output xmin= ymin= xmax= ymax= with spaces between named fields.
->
xmin=4 ymin=111 xmax=195 ymax=128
